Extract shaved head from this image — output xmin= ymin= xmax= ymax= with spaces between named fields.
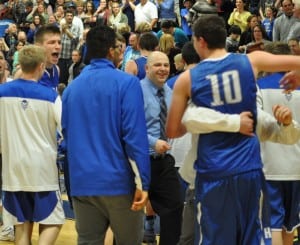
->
xmin=147 ymin=51 xmax=169 ymax=65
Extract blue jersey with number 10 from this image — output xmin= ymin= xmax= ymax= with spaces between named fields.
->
xmin=190 ymin=53 xmax=262 ymax=179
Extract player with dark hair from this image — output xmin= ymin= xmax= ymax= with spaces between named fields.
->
xmin=166 ymin=15 xmax=300 ymax=244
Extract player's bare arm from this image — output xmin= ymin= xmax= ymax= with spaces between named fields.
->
xmin=125 ymin=59 xmax=138 ymax=75
xmin=248 ymin=51 xmax=300 ymax=78
xmin=166 ymin=70 xmax=191 ymax=138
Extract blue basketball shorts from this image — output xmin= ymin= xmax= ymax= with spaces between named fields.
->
xmin=266 ymin=180 xmax=300 ymax=232
xmin=2 ymin=191 xmax=65 ymax=226
xmin=194 ymin=169 xmax=271 ymax=245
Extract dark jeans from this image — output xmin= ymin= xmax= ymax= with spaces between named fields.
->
xmin=149 ymin=154 xmax=184 ymax=245
xmin=0 ymin=154 xmax=2 ymax=200
xmin=58 ymin=58 xmax=72 ymax=85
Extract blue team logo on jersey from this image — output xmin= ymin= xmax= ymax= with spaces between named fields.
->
xmin=21 ymin=100 xmax=28 ymax=110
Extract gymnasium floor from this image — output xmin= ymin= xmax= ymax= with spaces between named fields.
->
xmin=0 ymin=193 xmax=78 ymax=245
xmin=0 ymin=193 xmax=114 ymax=245
xmin=0 ymin=218 xmax=77 ymax=245
xmin=0 ymin=190 xmax=157 ymax=245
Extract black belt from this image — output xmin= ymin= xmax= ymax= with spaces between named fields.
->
xmin=150 ymin=153 xmax=167 ymax=160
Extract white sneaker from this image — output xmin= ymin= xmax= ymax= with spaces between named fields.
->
xmin=0 ymin=226 xmax=14 ymax=241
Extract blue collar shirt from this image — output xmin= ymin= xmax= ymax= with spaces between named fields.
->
xmin=140 ymin=77 xmax=173 ymax=154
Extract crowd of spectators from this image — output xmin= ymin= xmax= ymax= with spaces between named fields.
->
xmin=0 ymin=0 xmax=298 ymax=84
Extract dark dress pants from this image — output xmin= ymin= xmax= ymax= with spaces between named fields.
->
xmin=149 ymin=154 xmax=184 ymax=245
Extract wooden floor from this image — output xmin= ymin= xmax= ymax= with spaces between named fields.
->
xmin=0 ymin=220 xmax=115 ymax=245
xmin=0 ymin=221 xmax=158 ymax=245
xmin=0 ymin=194 xmax=159 ymax=245
xmin=0 ymin=193 xmax=115 ymax=245
xmin=0 ymin=219 xmax=77 ymax=245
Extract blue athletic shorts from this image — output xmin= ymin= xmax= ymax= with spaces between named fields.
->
xmin=194 ymin=169 xmax=270 ymax=245
xmin=266 ymin=180 xmax=300 ymax=232
xmin=3 ymin=191 xmax=65 ymax=226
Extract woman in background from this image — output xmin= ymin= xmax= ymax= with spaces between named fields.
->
xmin=228 ymin=0 xmax=251 ymax=32
xmin=27 ymin=14 xmax=44 ymax=43
xmin=159 ymin=33 xmax=181 ymax=77
xmin=12 ymin=40 xmax=25 ymax=75
xmin=83 ymin=1 xmax=97 ymax=28
xmin=238 ymin=14 xmax=258 ymax=46
xmin=239 ymin=24 xmax=270 ymax=53
xmin=108 ymin=1 xmax=128 ymax=29
xmin=93 ymin=0 xmax=110 ymax=26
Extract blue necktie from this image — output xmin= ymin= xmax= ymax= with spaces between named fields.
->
xmin=157 ymin=88 xmax=167 ymax=141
